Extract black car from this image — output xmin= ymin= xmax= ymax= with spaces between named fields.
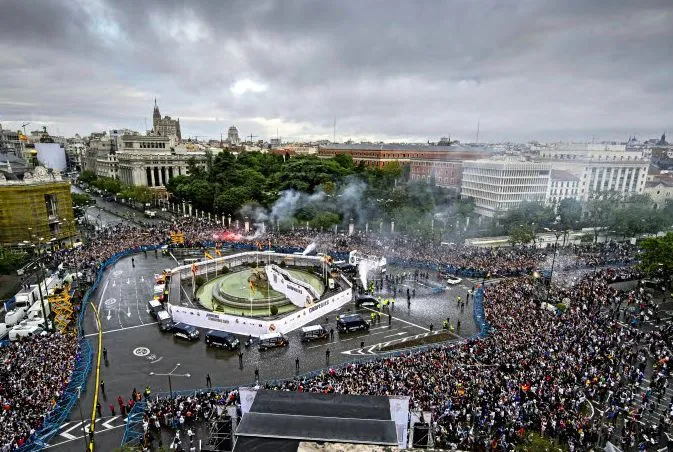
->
xmin=337 ymin=314 xmax=370 ymax=333
xmin=205 ymin=330 xmax=240 ymax=350
xmin=355 ymin=295 xmax=378 ymax=308
xmin=173 ymin=323 xmax=200 ymax=341
xmin=156 ymin=310 xmax=174 ymax=332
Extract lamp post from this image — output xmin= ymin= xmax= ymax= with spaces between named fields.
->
xmin=149 ymin=363 xmax=191 ymax=400
xmin=77 ymin=386 xmax=88 ymax=451
xmin=30 ymin=233 xmax=52 ymax=332
xmin=544 ymin=227 xmax=563 ymax=287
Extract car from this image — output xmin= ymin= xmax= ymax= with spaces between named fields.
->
xmin=337 ymin=314 xmax=370 ymax=333
xmin=355 ymin=295 xmax=378 ymax=308
xmin=156 ymin=310 xmax=174 ymax=332
xmin=446 ymin=275 xmax=462 ymax=285
xmin=205 ymin=330 xmax=240 ymax=350
xmin=300 ymin=325 xmax=329 ymax=343
xmin=147 ymin=299 xmax=164 ymax=318
xmin=258 ymin=332 xmax=289 ymax=351
xmin=172 ymin=323 xmax=200 ymax=341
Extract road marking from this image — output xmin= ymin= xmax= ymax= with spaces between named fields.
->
xmin=47 ymin=420 xmax=126 ymax=448
xmin=58 ymin=421 xmax=84 ymax=440
xmin=84 ymin=322 xmax=158 ymax=337
xmin=97 ymin=280 xmax=110 ymax=312
xmin=360 ymin=307 xmax=430 ymax=332
xmin=383 ymin=332 xmax=407 ymax=338
xmin=101 ymin=415 xmax=120 ymax=429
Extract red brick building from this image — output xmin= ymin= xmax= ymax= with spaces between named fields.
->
xmin=318 ymin=143 xmax=491 ymax=189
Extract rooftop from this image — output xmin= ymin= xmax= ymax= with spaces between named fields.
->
xmin=320 ymin=143 xmax=490 ymax=153
xmin=550 ymin=169 xmax=579 ymax=182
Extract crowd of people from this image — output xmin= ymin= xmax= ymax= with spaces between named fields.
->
xmin=0 ymin=332 xmax=80 ymax=449
xmin=136 ymin=261 xmax=671 ymax=450
xmin=0 ymin=210 xmax=653 ymax=450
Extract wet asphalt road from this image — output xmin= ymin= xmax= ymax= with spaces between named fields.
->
xmin=47 ymin=249 xmax=480 ymax=451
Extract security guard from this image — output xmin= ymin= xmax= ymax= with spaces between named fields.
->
xmin=376 ymin=303 xmax=381 ymax=312
xmin=371 ymin=312 xmax=377 ymax=323
xmin=442 ymin=319 xmax=449 ymax=329
xmin=144 ymin=386 xmax=151 ymax=399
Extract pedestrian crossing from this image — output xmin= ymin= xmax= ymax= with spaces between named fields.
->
xmin=47 ymin=416 xmax=127 ymax=448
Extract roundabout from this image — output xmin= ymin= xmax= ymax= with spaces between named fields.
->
xmin=196 ymin=266 xmax=325 ymax=316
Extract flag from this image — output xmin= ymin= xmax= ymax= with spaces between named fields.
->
xmin=268 ymin=239 xmax=271 ymax=250
xmin=191 ymin=263 xmax=197 ymax=274
xmin=256 ymin=241 xmax=262 ymax=250
xmin=215 ymin=249 xmax=222 ymax=257
xmin=204 ymin=252 xmax=213 ymax=259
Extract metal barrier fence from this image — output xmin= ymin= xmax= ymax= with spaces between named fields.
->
xmin=11 ymin=245 xmax=161 ymax=451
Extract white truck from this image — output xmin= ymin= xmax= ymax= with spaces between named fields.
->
xmin=9 ymin=324 xmax=46 ymax=341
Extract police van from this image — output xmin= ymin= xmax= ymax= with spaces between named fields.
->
xmin=205 ymin=330 xmax=240 ymax=350
xmin=156 ymin=310 xmax=174 ymax=332
xmin=336 ymin=314 xmax=370 ymax=333
xmin=300 ymin=325 xmax=329 ymax=342
xmin=147 ymin=299 xmax=164 ymax=318
xmin=258 ymin=332 xmax=289 ymax=351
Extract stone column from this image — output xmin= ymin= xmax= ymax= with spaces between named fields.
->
xmin=391 ymin=221 xmax=395 ymax=234
xmin=348 ymin=218 xmax=354 ymax=236
xmin=244 ymin=217 xmax=250 ymax=233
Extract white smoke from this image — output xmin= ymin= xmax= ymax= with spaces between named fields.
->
xmin=358 ymin=260 xmax=371 ymax=288
xmin=302 ymin=242 xmax=316 ymax=255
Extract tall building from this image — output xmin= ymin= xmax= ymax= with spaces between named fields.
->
xmin=152 ymin=99 xmax=181 ymax=141
xmin=319 ymin=143 xmax=490 ymax=191
xmin=0 ymin=166 xmax=75 ymax=247
xmin=546 ymin=169 xmax=580 ymax=208
xmin=116 ymin=135 xmax=216 ymax=189
xmin=539 ymin=146 xmax=649 ymax=202
xmin=227 ymin=125 xmax=240 ymax=145
xmin=461 ymin=160 xmax=551 ymax=217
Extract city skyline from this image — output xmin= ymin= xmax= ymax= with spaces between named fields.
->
xmin=0 ymin=0 xmax=671 ymax=142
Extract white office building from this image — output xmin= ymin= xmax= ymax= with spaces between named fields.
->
xmin=461 ymin=160 xmax=551 ymax=217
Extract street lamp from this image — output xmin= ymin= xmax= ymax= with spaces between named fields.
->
xmin=543 ymin=227 xmax=563 ymax=287
xmin=149 ymin=363 xmax=191 ymax=400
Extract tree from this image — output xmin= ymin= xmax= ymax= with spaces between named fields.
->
xmin=639 ymin=233 xmax=673 ymax=277
xmin=309 ymin=212 xmax=340 ymax=230
xmin=509 ymin=225 xmax=535 ymax=246
xmin=557 ymin=198 xmax=582 ymax=230
xmin=214 ymin=188 xmax=249 ymax=215
xmin=71 ymin=193 xmax=94 ymax=208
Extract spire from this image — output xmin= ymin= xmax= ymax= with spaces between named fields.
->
xmin=154 ymin=98 xmax=157 ymax=107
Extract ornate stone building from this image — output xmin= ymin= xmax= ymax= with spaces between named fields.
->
xmin=0 ymin=166 xmax=75 ymax=246
xmin=116 ymin=135 xmax=213 ymax=189
xmin=153 ymin=99 xmax=181 ymax=141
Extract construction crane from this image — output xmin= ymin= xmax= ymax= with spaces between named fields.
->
xmin=248 ymin=134 xmax=258 ymax=144
xmin=21 ymin=122 xmax=30 ymax=136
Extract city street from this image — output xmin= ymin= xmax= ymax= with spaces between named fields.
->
xmin=47 ymin=249 xmax=480 ymax=451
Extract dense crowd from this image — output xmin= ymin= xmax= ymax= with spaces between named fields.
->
xmin=1 ymin=211 xmax=648 ymax=450
xmin=138 ymin=264 xmax=671 ymax=450
xmin=0 ymin=333 xmax=79 ymax=449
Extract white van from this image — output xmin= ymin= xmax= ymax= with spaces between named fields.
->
xmin=9 ymin=325 xmax=45 ymax=341
xmin=27 ymin=299 xmax=50 ymax=322
xmin=0 ymin=323 xmax=7 ymax=340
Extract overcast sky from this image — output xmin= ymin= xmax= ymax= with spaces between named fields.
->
xmin=0 ymin=0 xmax=671 ymax=143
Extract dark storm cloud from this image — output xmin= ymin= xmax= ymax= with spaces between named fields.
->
xmin=0 ymin=0 xmax=671 ymax=142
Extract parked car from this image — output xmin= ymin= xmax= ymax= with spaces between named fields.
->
xmin=147 ymin=299 xmax=164 ymax=318
xmin=337 ymin=314 xmax=370 ymax=333
xmin=446 ymin=275 xmax=462 ymax=285
xmin=355 ymin=295 xmax=378 ymax=308
xmin=172 ymin=323 xmax=200 ymax=341
xmin=205 ymin=330 xmax=240 ymax=350
xmin=300 ymin=325 xmax=329 ymax=342
xmin=156 ymin=310 xmax=174 ymax=332
xmin=258 ymin=332 xmax=289 ymax=351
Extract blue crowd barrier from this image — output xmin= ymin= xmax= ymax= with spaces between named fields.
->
xmin=121 ymin=400 xmax=147 ymax=447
